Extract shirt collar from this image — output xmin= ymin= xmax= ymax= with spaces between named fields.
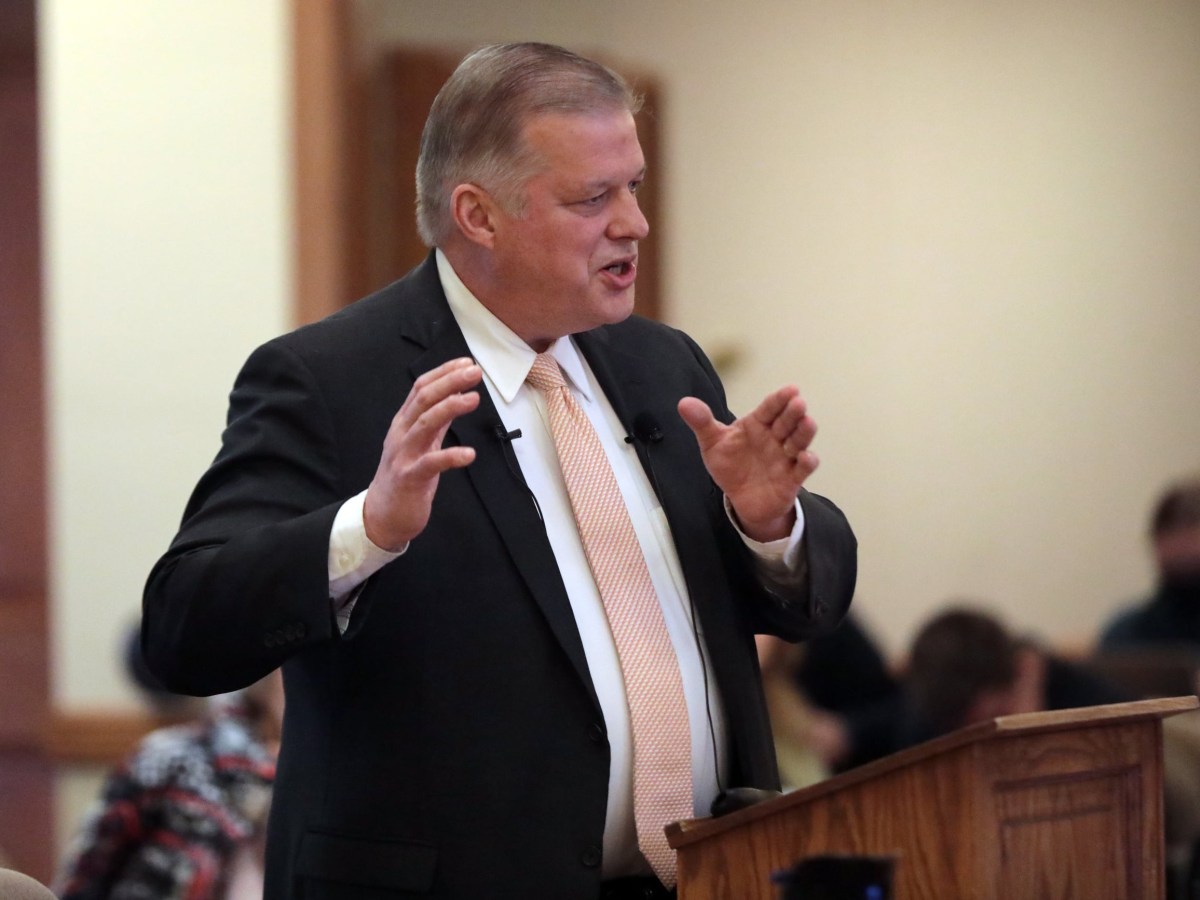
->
xmin=435 ymin=249 xmax=595 ymax=404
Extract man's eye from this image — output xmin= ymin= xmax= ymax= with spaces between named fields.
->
xmin=629 ymin=180 xmax=643 ymax=195
xmin=582 ymin=193 xmax=606 ymax=206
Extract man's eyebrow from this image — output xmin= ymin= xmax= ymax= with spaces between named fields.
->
xmin=579 ymin=167 xmax=647 ymax=192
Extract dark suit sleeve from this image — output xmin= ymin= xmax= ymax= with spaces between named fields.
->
xmin=730 ymin=488 xmax=857 ymax=643
xmin=797 ymin=489 xmax=857 ymax=633
xmin=142 ymin=339 xmax=347 ymax=696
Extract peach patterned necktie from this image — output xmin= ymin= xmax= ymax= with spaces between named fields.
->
xmin=525 ymin=353 xmax=692 ymax=887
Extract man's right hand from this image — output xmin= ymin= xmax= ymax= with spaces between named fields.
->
xmin=363 ymin=357 xmax=483 ymax=551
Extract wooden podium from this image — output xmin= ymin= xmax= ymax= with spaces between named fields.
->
xmin=667 ymin=696 xmax=1198 ymax=899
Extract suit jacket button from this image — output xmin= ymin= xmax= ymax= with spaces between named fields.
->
xmin=264 ymin=632 xmax=278 ymax=648
xmin=580 ymin=846 xmax=602 ymax=868
xmin=588 ymin=723 xmax=606 ymax=743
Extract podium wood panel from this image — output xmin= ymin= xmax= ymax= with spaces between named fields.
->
xmin=668 ymin=697 xmax=1197 ymax=900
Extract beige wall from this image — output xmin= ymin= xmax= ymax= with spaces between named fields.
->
xmin=42 ymin=2 xmax=1200 ymax=706
xmin=41 ymin=0 xmax=293 ymax=710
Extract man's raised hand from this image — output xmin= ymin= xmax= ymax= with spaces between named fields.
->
xmin=364 ymin=358 xmax=482 ymax=551
xmin=677 ymin=385 xmax=818 ymax=543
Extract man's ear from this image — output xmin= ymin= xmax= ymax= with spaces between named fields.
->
xmin=451 ymin=183 xmax=499 ymax=249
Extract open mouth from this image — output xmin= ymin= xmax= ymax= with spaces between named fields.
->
xmin=603 ymin=260 xmax=634 ymax=277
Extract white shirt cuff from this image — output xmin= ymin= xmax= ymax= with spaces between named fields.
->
xmin=329 ymin=490 xmax=405 ymax=601
xmin=724 ymin=495 xmax=806 ymax=570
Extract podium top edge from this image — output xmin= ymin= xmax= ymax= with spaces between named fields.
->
xmin=991 ymin=695 xmax=1199 ymax=732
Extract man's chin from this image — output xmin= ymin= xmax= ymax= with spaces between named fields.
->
xmin=558 ymin=289 xmax=637 ymax=336
xmin=598 ymin=288 xmax=638 ymax=324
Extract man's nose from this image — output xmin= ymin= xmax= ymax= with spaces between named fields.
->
xmin=608 ymin=191 xmax=649 ymax=241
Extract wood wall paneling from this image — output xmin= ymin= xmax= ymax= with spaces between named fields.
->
xmin=0 ymin=0 xmax=52 ymax=881
xmin=43 ymin=710 xmax=187 ymax=765
xmin=292 ymin=0 xmax=359 ymax=324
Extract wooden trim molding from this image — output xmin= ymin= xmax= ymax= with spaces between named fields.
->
xmin=43 ymin=710 xmax=194 ymax=766
xmin=0 ymin=0 xmax=53 ymax=880
xmin=291 ymin=0 xmax=358 ymax=325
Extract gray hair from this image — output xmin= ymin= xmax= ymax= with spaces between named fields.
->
xmin=415 ymin=42 xmax=642 ymax=247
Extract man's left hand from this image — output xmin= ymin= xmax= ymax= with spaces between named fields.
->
xmin=677 ymin=385 xmax=818 ymax=543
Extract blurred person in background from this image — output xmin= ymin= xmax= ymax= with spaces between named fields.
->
xmin=120 ymin=621 xmax=205 ymax=721
xmin=1092 ymin=477 xmax=1200 ymax=899
xmin=898 ymin=604 xmax=1128 ymax=748
xmin=1100 ymin=477 xmax=1200 ymax=653
xmin=757 ymin=613 xmax=902 ymax=787
xmin=53 ymin=670 xmax=282 ymax=900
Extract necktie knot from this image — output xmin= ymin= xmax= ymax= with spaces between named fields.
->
xmin=526 ymin=353 xmax=567 ymax=394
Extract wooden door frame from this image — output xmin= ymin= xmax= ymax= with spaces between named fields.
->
xmin=0 ymin=0 xmax=53 ymax=881
xmin=292 ymin=0 xmax=364 ymax=324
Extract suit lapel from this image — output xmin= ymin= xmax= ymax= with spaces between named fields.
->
xmin=576 ymin=328 xmax=665 ymax=505
xmin=397 ymin=262 xmax=599 ymax=712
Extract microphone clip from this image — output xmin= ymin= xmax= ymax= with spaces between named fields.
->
xmin=494 ymin=426 xmax=523 ymax=443
xmin=626 ymin=412 xmax=664 ymax=445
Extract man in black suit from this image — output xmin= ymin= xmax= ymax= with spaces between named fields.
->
xmin=143 ymin=42 xmax=856 ymax=899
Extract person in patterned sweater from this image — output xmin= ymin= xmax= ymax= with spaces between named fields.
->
xmin=54 ymin=671 xmax=282 ymax=900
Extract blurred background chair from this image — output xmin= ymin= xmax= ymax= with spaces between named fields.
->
xmin=0 ymin=868 xmax=57 ymax=899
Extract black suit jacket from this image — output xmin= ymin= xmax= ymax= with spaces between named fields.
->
xmin=143 ymin=255 xmax=857 ymax=899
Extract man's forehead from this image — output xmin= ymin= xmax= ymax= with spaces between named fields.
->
xmin=521 ymin=110 xmax=644 ymax=170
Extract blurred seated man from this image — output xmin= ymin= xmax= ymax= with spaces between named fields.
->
xmin=1091 ymin=479 xmax=1200 ymax=895
xmin=53 ymin=670 xmax=283 ymax=900
xmin=1099 ymin=477 xmax=1200 ymax=653
xmin=898 ymin=605 xmax=1129 ymax=748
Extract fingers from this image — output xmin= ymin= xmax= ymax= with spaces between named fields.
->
xmin=757 ymin=386 xmax=817 ymax=462
xmin=791 ymin=447 xmax=820 ymax=481
xmin=677 ymin=396 xmax=722 ymax=447
xmin=390 ymin=358 xmax=482 ymax=456
xmin=681 ymin=386 xmax=818 ymax=469
xmin=749 ymin=386 xmax=820 ymax=486
xmin=403 ymin=442 xmax=477 ymax=480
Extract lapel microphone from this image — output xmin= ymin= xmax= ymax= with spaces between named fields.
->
xmin=494 ymin=425 xmax=522 ymax=442
xmin=625 ymin=412 xmax=664 ymax=445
